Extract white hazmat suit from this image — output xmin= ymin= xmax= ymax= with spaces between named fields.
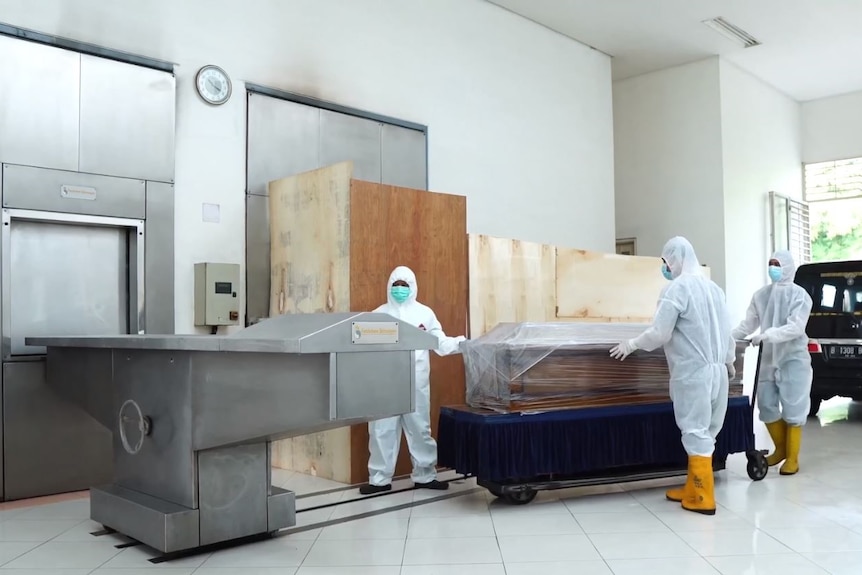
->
xmin=732 ymin=250 xmax=812 ymax=475
xmin=362 ymin=266 xmax=465 ymax=494
xmin=610 ymin=237 xmax=734 ymax=515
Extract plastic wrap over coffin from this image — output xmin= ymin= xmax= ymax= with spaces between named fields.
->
xmin=461 ymin=322 xmax=747 ymax=413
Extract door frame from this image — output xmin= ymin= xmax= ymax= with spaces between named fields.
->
xmin=0 ymin=208 xmax=145 ymax=360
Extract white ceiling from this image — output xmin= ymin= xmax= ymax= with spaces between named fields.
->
xmin=487 ymin=0 xmax=862 ymax=102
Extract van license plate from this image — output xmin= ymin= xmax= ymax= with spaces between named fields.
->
xmin=830 ymin=345 xmax=862 ymax=359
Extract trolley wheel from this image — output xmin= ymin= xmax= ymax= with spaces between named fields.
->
xmin=487 ymin=486 xmax=504 ymax=499
xmin=503 ymin=489 xmax=537 ymax=505
xmin=746 ymin=450 xmax=768 ymax=481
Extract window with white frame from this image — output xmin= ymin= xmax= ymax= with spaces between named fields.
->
xmin=804 ymin=157 xmax=862 ymax=202
xmin=803 ymin=156 xmax=862 ymax=263
xmin=769 ymin=191 xmax=811 ymax=265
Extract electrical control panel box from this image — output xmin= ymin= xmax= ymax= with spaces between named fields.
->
xmin=194 ymin=262 xmax=240 ymax=327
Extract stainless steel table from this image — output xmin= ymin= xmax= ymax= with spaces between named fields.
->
xmin=27 ymin=312 xmax=437 ymax=554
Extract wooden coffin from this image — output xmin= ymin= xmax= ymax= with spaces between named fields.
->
xmin=463 ymin=322 xmax=745 ymax=413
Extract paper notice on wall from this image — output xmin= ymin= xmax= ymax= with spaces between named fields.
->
xmin=202 ymin=203 xmax=220 ymax=223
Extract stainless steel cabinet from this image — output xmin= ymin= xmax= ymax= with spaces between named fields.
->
xmin=145 ymin=182 xmax=175 ymax=335
xmin=245 ymin=194 xmax=271 ymax=325
xmin=2 ymin=361 xmax=112 ymax=501
xmin=320 ymin=110 xmax=382 ymax=184
xmin=245 ymin=93 xmax=427 ymax=324
xmin=381 ymin=124 xmax=427 ymax=190
xmin=0 ymin=36 xmax=81 ymax=172
xmin=247 ymin=96 xmax=320 ymax=197
xmin=79 ymin=55 xmax=176 ymax=182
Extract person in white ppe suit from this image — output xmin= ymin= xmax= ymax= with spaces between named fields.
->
xmin=732 ymin=250 xmax=812 ymax=476
xmin=359 ymin=266 xmax=466 ymax=495
xmin=610 ymin=237 xmax=734 ymax=516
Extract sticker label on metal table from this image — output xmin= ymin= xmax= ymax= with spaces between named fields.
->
xmin=352 ymin=321 xmax=399 ymax=344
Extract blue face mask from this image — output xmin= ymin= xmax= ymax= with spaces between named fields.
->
xmin=661 ymin=264 xmax=673 ymax=281
xmin=390 ymin=286 xmax=411 ymax=304
xmin=768 ymin=266 xmax=782 ymax=283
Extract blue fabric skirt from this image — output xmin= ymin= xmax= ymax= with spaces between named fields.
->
xmin=437 ymin=397 xmax=753 ymax=483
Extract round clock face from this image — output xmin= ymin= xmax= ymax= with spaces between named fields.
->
xmin=196 ymin=66 xmax=231 ymax=105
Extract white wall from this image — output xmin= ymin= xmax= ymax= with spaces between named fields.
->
xmin=613 ymin=58 xmax=727 ymax=286
xmin=0 ymin=0 xmax=615 ymax=334
xmin=719 ymin=61 xmax=802 ymax=322
xmin=802 ymin=90 xmax=862 ymax=164
xmin=613 ymin=57 xmax=802 ymax=324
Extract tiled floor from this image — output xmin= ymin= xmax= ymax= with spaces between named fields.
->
xmin=3 ymin=398 xmax=862 ymax=574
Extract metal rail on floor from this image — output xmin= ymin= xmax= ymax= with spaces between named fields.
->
xmin=89 ymin=474 xmax=476 ymax=563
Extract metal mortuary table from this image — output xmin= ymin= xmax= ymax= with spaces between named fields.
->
xmin=27 ymin=312 xmax=438 ymax=554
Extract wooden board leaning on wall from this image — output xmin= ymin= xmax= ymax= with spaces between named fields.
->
xmin=468 ymin=234 xmax=711 ymax=337
xmin=268 ymin=162 xmax=468 ymax=484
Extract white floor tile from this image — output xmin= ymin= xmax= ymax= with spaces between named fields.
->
xmin=99 ymin=545 xmax=211 ymax=568
xmin=737 ymin=504 xmax=843 ymax=530
xmin=491 ymin=511 xmax=583 ymax=536
xmin=200 ymin=539 xmax=313 ymax=568
xmin=652 ymin=509 xmax=754 ymax=532
xmin=330 ymin=491 xmax=415 ymax=520
xmin=497 ymin=533 xmax=601 ymax=563
xmin=706 ymin=553 xmax=830 ymax=575
xmin=575 ymin=510 xmax=670 ymax=534
xmin=402 ymin=537 xmax=501 ymax=565
xmin=1 ymin=570 xmax=91 ymax=575
xmin=302 ymin=538 xmax=405 ymax=567
xmin=400 ymin=566 xmax=506 ymax=575
xmin=505 ymin=561 xmax=612 ymax=575
xmin=589 ymin=531 xmax=698 ymax=560
xmin=765 ymin=526 xmax=862 ymax=553
xmin=488 ymin=495 xmax=569 ymax=517
xmin=563 ymin=492 xmax=645 ymax=515
xmin=607 ymin=556 xmax=721 ymax=575
xmin=197 ymin=569 xmax=297 ymax=575
xmin=409 ymin=494 xmax=491 ymax=518
xmin=0 ymin=542 xmax=40 ymax=566
xmin=297 ymin=569 xmax=398 ymax=575
xmin=52 ymin=520 xmax=115 ymax=542
xmin=627 ymin=485 xmax=688 ymax=511
xmin=3 ymin=540 xmax=122 ymax=569
xmin=5 ymin=409 xmax=862 ymax=572
xmin=408 ymin=514 xmax=495 ymax=538
xmin=802 ymin=550 xmax=862 ymax=575
xmin=93 ymin=570 xmax=195 ymax=575
xmin=0 ymin=519 xmax=83 ymax=541
xmin=319 ymin=512 xmax=410 ymax=540
xmin=14 ymin=499 xmax=90 ymax=520
xmin=676 ymin=529 xmax=792 ymax=556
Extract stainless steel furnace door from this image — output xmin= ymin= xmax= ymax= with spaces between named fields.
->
xmin=8 ymin=220 xmax=128 ymax=356
xmin=1 ymin=209 xmax=144 ymax=500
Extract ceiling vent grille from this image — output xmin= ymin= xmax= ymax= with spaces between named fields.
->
xmin=701 ymin=17 xmax=761 ymax=48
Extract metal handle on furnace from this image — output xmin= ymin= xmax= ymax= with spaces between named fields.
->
xmin=118 ymin=399 xmax=152 ymax=455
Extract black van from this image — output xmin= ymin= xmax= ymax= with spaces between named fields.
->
xmin=794 ymin=260 xmax=862 ymax=416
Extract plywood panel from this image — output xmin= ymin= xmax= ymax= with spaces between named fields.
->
xmin=556 ymin=248 xmax=710 ymax=323
xmin=468 ymin=235 xmax=556 ymax=337
xmin=268 ymin=162 xmax=353 ymax=482
xmin=348 ymin=181 xmax=468 ymax=484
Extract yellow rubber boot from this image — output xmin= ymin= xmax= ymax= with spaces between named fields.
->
xmin=765 ymin=420 xmax=787 ymax=466
xmin=780 ymin=425 xmax=802 ymax=476
xmin=665 ymin=467 xmax=693 ymax=502
xmin=682 ymin=455 xmax=716 ymax=516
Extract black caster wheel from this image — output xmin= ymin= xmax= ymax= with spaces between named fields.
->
xmin=503 ymin=489 xmax=537 ymax=505
xmin=746 ymin=450 xmax=768 ymax=481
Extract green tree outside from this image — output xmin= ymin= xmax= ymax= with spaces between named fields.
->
xmin=810 ymin=198 xmax=862 ymax=262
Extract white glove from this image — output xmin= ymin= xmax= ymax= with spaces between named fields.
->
xmin=458 ymin=337 xmax=469 ymax=351
xmin=751 ymin=332 xmax=769 ymax=346
xmin=726 ymin=362 xmax=736 ymax=379
xmin=609 ymin=340 xmax=637 ymax=361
